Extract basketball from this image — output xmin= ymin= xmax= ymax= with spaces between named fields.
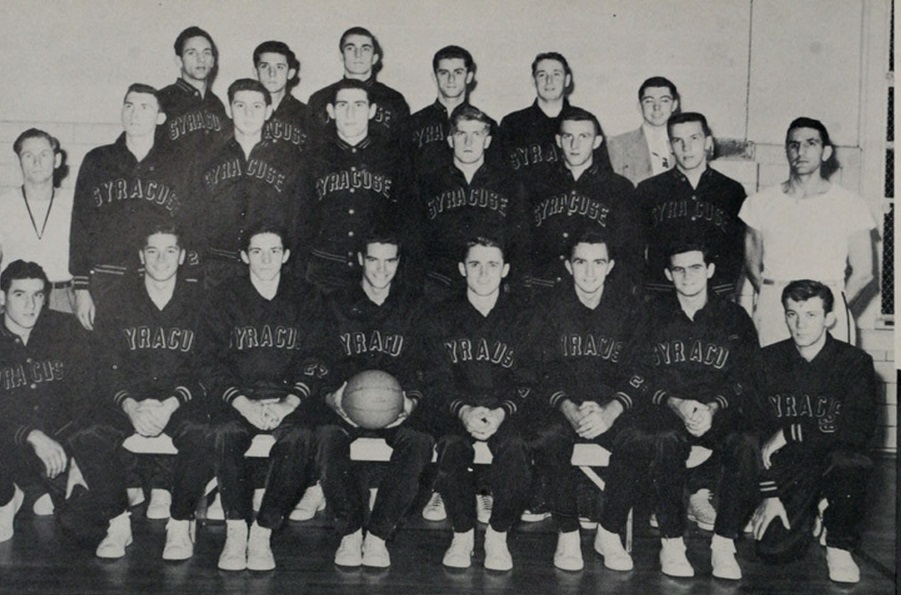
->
xmin=342 ymin=370 xmax=404 ymax=429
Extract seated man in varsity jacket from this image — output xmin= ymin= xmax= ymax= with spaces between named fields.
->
xmin=317 ymin=230 xmax=434 ymax=568
xmin=424 ymin=236 xmax=534 ymax=572
xmin=748 ymin=280 xmax=878 ymax=584
xmin=68 ymin=224 xmax=210 ymax=561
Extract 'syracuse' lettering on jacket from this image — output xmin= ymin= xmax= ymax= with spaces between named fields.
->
xmin=158 ymin=78 xmax=229 ymax=170
xmin=262 ymin=94 xmax=309 ymax=155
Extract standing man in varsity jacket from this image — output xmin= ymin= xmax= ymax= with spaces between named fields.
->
xmin=596 ymin=242 xmax=759 ymax=580
xmin=748 ymin=280 xmax=877 ymax=584
xmin=529 ymin=231 xmax=640 ymax=571
xmin=424 ymin=236 xmax=534 ymax=572
xmin=317 ymin=230 xmax=434 ymax=568
xmin=70 ymin=83 xmax=190 ymax=332
xmin=0 ymin=261 xmax=91 ymax=544
xmin=299 ymin=79 xmax=409 ymax=294
xmin=68 ymin=224 xmax=211 ymax=561
xmin=198 ymin=224 xmax=328 ymax=572
xmin=254 ymin=40 xmax=308 ymax=156
xmin=198 ymin=78 xmax=303 ymax=288
xmin=306 ymin=26 xmax=409 ymax=143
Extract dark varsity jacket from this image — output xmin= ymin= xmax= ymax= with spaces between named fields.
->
xmin=70 ymin=133 xmax=190 ymax=289
xmin=306 ymin=77 xmax=410 ymax=142
xmin=157 ymin=78 xmax=229 ymax=172
xmin=617 ymin=292 xmax=758 ymax=416
xmin=93 ymin=276 xmax=204 ymax=409
xmin=198 ymin=136 xmax=303 ymax=261
xmin=637 ymin=166 xmax=746 ymax=295
xmin=262 ymin=94 xmax=309 ymax=155
xmin=196 ymin=274 xmax=328 ymax=409
xmin=748 ymin=334 xmax=878 ymax=497
xmin=423 ymin=293 xmax=535 ymax=420
xmin=0 ymin=310 xmax=92 ymax=446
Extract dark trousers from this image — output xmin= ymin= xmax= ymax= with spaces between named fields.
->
xmin=212 ymin=406 xmax=316 ymax=530
xmin=756 ymin=445 xmax=872 ymax=562
xmin=601 ymin=411 xmax=758 ymax=539
xmin=0 ymin=429 xmax=72 ymax=508
xmin=68 ymin=401 xmax=212 ymax=521
xmin=435 ymin=420 xmax=530 ymax=533
xmin=316 ymin=417 xmax=434 ymax=540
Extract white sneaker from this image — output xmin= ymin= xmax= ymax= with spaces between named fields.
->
xmin=247 ymin=521 xmax=275 ymax=571
xmin=476 ymin=494 xmax=493 ymax=525
xmin=554 ymin=530 xmax=583 ymax=571
xmin=162 ymin=519 xmax=196 ymax=561
xmin=32 ymin=493 xmax=54 ymax=516
xmin=711 ymin=534 xmax=741 ymax=580
xmin=484 ymin=526 xmax=513 ymax=571
xmin=252 ymin=488 xmax=265 ymax=512
xmin=334 ymin=528 xmax=363 ymax=567
xmin=660 ymin=537 xmax=694 ymax=577
xmin=206 ymin=493 xmax=224 ymax=521
xmin=96 ymin=511 xmax=133 ymax=559
xmin=362 ymin=532 xmax=391 ymax=568
xmin=593 ymin=524 xmax=633 ymax=571
xmin=147 ymin=489 xmax=172 ymax=520
xmin=0 ymin=485 xmax=25 ymax=542
xmin=826 ymin=547 xmax=860 ymax=584
xmin=126 ymin=487 xmax=145 ymax=507
xmin=687 ymin=489 xmax=716 ymax=531
xmin=218 ymin=520 xmax=248 ymax=571
xmin=442 ymin=529 xmax=474 ymax=568
xmin=422 ymin=491 xmax=447 ymax=521
xmin=289 ymin=482 xmax=325 ymax=521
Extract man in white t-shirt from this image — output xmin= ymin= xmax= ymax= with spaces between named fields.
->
xmin=0 ymin=129 xmax=74 ymax=313
xmin=740 ymin=117 xmax=875 ymax=346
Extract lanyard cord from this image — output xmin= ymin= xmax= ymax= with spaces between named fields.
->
xmin=21 ymin=185 xmax=55 ymax=240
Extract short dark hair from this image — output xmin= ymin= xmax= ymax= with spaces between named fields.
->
xmin=785 ymin=116 xmax=838 ymax=177
xmin=638 ymin=76 xmax=680 ymax=103
xmin=330 ymin=78 xmax=371 ymax=104
xmin=433 ymin=45 xmax=474 ymax=72
xmin=665 ymin=240 xmax=712 ymax=267
xmin=174 ymin=26 xmax=217 ymax=59
xmin=667 ymin=112 xmax=711 ymax=138
xmin=567 ymin=230 xmax=612 ymax=260
xmin=253 ymin=40 xmax=301 ymax=90
xmin=228 ymin=78 xmax=272 ymax=106
xmin=462 ymin=236 xmax=506 ymax=262
xmin=449 ymin=105 xmax=492 ymax=135
xmin=531 ymin=52 xmax=574 ymax=96
xmin=143 ymin=223 xmax=183 ymax=249
xmin=781 ymin=279 xmax=835 ymax=314
xmin=123 ymin=83 xmax=162 ymax=111
xmin=240 ymin=222 xmax=289 ymax=253
xmin=13 ymin=128 xmax=60 ymax=157
xmin=559 ymin=106 xmax=603 ymax=136
xmin=339 ymin=26 xmax=383 ymax=75
xmin=359 ymin=228 xmax=403 ymax=257
xmin=1 ymin=260 xmax=50 ymax=296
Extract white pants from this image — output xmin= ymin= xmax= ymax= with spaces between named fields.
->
xmin=753 ymin=280 xmax=854 ymax=347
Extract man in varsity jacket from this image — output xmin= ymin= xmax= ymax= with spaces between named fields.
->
xmin=416 ymin=106 xmax=525 ymax=300
xmin=299 ymin=79 xmax=409 ymax=294
xmin=198 ymin=224 xmax=328 ymax=572
xmin=424 ymin=236 xmax=534 ymax=572
xmin=70 ymin=83 xmax=191 ymax=332
xmin=306 ymin=26 xmax=409 ymax=143
xmin=529 ymin=231 xmax=639 ymax=571
xmin=596 ymin=242 xmax=759 ymax=580
xmin=317 ymin=231 xmax=434 ymax=568
xmin=68 ymin=224 xmax=210 ymax=561
xmin=254 ymin=40 xmax=308 ymax=156
xmin=748 ymin=280 xmax=877 ymax=584
xmin=198 ymin=78 xmax=303 ymax=288
xmin=0 ymin=261 xmax=91 ymax=544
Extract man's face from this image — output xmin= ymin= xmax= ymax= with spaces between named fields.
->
xmin=784 ymin=297 xmax=834 ymax=348
xmin=640 ymin=86 xmax=678 ymax=127
xmin=557 ymin=119 xmax=601 ymax=169
xmin=241 ymin=232 xmax=289 ymax=282
xmin=358 ymin=242 xmax=399 ymax=291
xmin=565 ymin=242 xmax=614 ymax=296
xmin=17 ymin=137 xmax=58 ymax=186
xmin=664 ymin=250 xmax=713 ymax=298
xmin=140 ymin=232 xmax=184 ymax=283
xmin=2 ymin=278 xmax=45 ymax=332
xmin=328 ymin=88 xmax=375 ymax=141
xmin=786 ymin=127 xmax=832 ymax=177
xmin=342 ymin=34 xmax=377 ymax=77
xmin=669 ymin=121 xmax=711 ymax=172
xmin=435 ymin=58 xmax=472 ymax=101
xmin=178 ymin=35 xmax=215 ymax=83
xmin=458 ymin=244 xmax=509 ymax=297
xmin=533 ymin=59 xmax=570 ymax=102
xmin=449 ymin=119 xmax=491 ymax=165
xmin=231 ymin=90 xmax=271 ymax=137
xmin=121 ymin=91 xmax=164 ymax=139
xmin=255 ymin=52 xmax=296 ymax=96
